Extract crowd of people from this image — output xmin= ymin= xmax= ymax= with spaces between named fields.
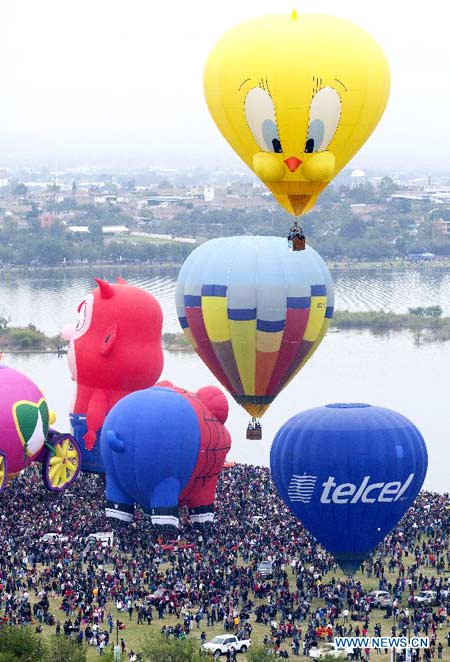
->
xmin=0 ymin=464 xmax=449 ymax=660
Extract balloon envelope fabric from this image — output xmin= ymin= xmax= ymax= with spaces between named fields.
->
xmin=204 ymin=12 xmax=390 ymax=216
xmin=176 ymin=236 xmax=334 ymax=418
xmin=270 ymin=403 xmax=428 ymax=575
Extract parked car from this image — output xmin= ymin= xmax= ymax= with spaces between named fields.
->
xmin=202 ymin=635 xmax=251 ymax=657
xmin=257 ymin=560 xmax=274 ymax=579
xmin=146 ymin=587 xmax=179 ymax=606
xmin=377 ymin=594 xmax=393 ymax=609
xmin=412 ymin=590 xmax=438 ymax=605
xmin=40 ymin=533 xmax=69 ymax=543
xmin=86 ymin=531 xmax=114 ymax=547
xmin=252 ymin=516 xmax=263 ymax=524
xmin=367 ymin=590 xmax=392 ymax=608
xmin=309 ymin=642 xmax=354 ymax=659
xmin=160 ymin=540 xmax=195 ymax=552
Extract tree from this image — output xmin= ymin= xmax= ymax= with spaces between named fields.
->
xmin=45 ymin=636 xmax=87 ymax=662
xmin=11 ymin=182 xmax=28 ymax=196
xmin=0 ymin=306 xmax=9 ymax=332
xmin=388 ymin=197 xmax=412 ymax=214
xmin=379 ymin=176 xmax=397 ymax=197
xmin=426 ymin=306 xmax=443 ymax=317
xmin=48 ymin=220 xmax=67 ymax=239
xmin=339 ymin=216 xmax=365 ymax=239
xmin=409 ymin=306 xmax=443 ymax=318
xmin=26 ymin=202 xmax=41 ymax=232
xmin=247 ymin=645 xmax=277 ymax=662
xmin=140 ymin=634 xmax=202 ymax=662
xmin=408 ymin=307 xmax=426 ymax=317
xmin=0 ymin=626 xmax=46 ymax=661
xmin=88 ymin=221 xmax=104 ymax=244
xmin=317 ymin=182 xmax=339 ymax=205
xmin=139 ymin=209 xmax=154 ymax=219
xmin=345 ymin=181 xmax=377 ymax=203
xmin=2 ymin=217 xmax=18 ymax=240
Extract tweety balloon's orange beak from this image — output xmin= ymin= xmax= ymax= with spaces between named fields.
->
xmin=284 ymin=156 xmax=303 ymax=172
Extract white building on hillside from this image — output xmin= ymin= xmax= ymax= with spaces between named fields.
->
xmin=351 ymin=169 xmax=366 ymax=189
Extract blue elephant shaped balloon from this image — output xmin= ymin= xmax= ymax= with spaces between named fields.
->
xmin=270 ymin=403 xmax=428 ymax=575
xmin=100 ymin=384 xmax=231 ymax=532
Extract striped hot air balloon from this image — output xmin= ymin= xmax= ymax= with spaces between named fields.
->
xmin=176 ymin=236 xmax=334 ymax=436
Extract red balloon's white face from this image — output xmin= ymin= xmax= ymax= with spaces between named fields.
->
xmin=61 ymin=294 xmax=94 ymax=381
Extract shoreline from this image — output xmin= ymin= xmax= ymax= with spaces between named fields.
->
xmin=0 ymin=262 xmax=182 ymax=277
xmin=2 ymin=311 xmax=448 ymax=354
xmin=1 ymin=258 xmax=450 ymax=277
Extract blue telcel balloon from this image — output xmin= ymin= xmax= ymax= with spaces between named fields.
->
xmin=270 ymin=403 xmax=428 ymax=575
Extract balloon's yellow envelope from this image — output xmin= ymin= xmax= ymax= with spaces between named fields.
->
xmin=204 ymin=12 xmax=390 ymax=216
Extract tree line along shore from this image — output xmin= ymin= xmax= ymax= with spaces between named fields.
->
xmin=1 ymin=257 xmax=450 ymax=274
xmin=0 ymin=308 xmax=447 ymax=353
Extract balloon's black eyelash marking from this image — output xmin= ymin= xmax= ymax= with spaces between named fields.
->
xmin=334 ymin=78 xmax=348 ymax=93
xmin=238 ymin=78 xmax=251 ymax=91
xmin=312 ymin=75 xmax=324 ymax=96
xmin=256 ymin=78 xmax=273 ymax=98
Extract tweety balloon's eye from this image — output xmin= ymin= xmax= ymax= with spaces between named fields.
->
xmin=245 ymin=87 xmax=282 ymax=153
xmin=306 ymin=87 xmax=341 ymax=152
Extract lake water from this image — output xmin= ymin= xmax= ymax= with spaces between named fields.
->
xmin=1 ymin=266 xmax=449 ymax=492
xmin=2 ymin=265 xmax=450 ymax=335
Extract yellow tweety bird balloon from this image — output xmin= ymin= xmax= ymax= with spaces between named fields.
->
xmin=204 ymin=12 xmax=390 ymax=216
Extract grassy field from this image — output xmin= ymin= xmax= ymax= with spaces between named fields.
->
xmin=31 ymin=552 xmax=450 ymax=661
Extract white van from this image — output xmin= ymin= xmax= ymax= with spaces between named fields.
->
xmin=87 ymin=531 xmax=114 ymax=547
xmin=40 ymin=533 xmax=68 ymax=543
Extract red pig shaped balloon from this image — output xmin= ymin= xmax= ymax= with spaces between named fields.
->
xmin=62 ymin=278 xmax=163 ymax=473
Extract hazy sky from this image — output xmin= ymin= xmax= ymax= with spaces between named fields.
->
xmin=1 ymin=0 xmax=449 ymax=171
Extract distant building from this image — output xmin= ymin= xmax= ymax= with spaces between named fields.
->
xmin=39 ymin=213 xmax=57 ymax=228
xmin=351 ymin=169 xmax=366 ymax=189
xmin=68 ymin=226 xmax=90 ymax=234
xmin=0 ymin=169 xmax=8 ymax=188
xmin=203 ymin=186 xmax=215 ymax=202
xmin=102 ymin=225 xmax=130 ymax=235
xmin=68 ymin=225 xmax=129 ymax=236
xmin=436 ymin=218 xmax=450 ymax=235
xmin=94 ymin=194 xmax=118 ymax=205
xmin=189 ymin=185 xmax=215 ymax=201
xmin=423 ymin=185 xmax=450 ymax=202
xmin=391 ymin=192 xmax=429 ymax=202
xmin=131 ymin=232 xmax=196 ymax=244
xmin=147 ymin=195 xmax=192 ymax=205
xmin=407 ymin=252 xmax=435 ymax=261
